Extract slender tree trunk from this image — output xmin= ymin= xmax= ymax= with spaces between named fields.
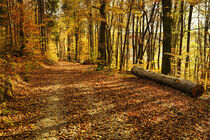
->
xmin=132 ymin=14 xmax=135 ymax=64
xmin=86 ymin=0 xmax=94 ymax=59
xmin=133 ymin=16 xmax=139 ymax=64
xmin=120 ymin=0 xmax=133 ymax=71
xmin=137 ymin=2 xmax=157 ymax=64
xmin=116 ymin=26 xmax=120 ymax=68
xmin=185 ymin=5 xmax=193 ymax=78
xmin=89 ymin=18 xmax=94 ymax=59
xmin=171 ymin=0 xmax=178 ymax=76
xmin=158 ymin=15 xmax=162 ymax=69
xmin=95 ymin=24 xmax=98 ymax=55
xmin=18 ymin=0 xmax=25 ymax=56
xmin=152 ymin=19 xmax=159 ymax=70
xmin=106 ymin=11 xmax=114 ymax=66
xmin=67 ymin=34 xmax=71 ymax=61
xmin=149 ymin=4 xmax=159 ymax=70
xmin=177 ymin=1 xmax=184 ymax=76
xmin=75 ymin=31 xmax=78 ymax=62
xmin=106 ymin=28 xmax=111 ymax=65
xmin=197 ymin=5 xmax=202 ymax=80
xmin=6 ymin=0 xmax=13 ymax=50
xmin=35 ymin=4 xmax=38 ymax=24
xmin=137 ymin=14 xmax=144 ymax=64
xmin=37 ymin=0 xmax=45 ymax=53
xmin=120 ymin=15 xmax=123 ymax=68
xmin=126 ymin=26 xmax=130 ymax=71
xmin=146 ymin=34 xmax=151 ymax=70
xmin=111 ymin=27 xmax=115 ymax=66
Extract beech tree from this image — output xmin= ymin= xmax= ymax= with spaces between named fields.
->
xmin=98 ymin=0 xmax=107 ymax=62
xmin=161 ymin=0 xmax=172 ymax=74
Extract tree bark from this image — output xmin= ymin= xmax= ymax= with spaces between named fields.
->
xmin=158 ymin=12 xmax=162 ymax=69
xmin=67 ymin=34 xmax=71 ymax=61
xmin=131 ymin=65 xmax=204 ymax=97
xmin=120 ymin=0 xmax=133 ymax=71
xmin=116 ymin=27 xmax=120 ymax=68
xmin=133 ymin=16 xmax=139 ymax=64
xmin=18 ymin=0 xmax=25 ymax=56
xmin=132 ymin=14 xmax=135 ymax=64
xmin=75 ymin=31 xmax=78 ymax=62
xmin=6 ymin=0 xmax=13 ymax=50
xmin=177 ymin=0 xmax=184 ymax=77
xmin=86 ymin=0 xmax=94 ymax=59
xmin=185 ymin=5 xmax=193 ymax=78
xmin=98 ymin=0 xmax=107 ymax=62
xmin=161 ymin=0 xmax=172 ymax=74
xmin=37 ymin=0 xmax=45 ymax=53
xmin=203 ymin=0 xmax=209 ymax=79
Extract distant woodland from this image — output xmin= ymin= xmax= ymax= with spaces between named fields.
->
xmin=0 ymin=0 xmax=209 ymax=100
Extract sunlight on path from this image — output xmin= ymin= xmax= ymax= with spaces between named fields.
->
xmin=28 ymin=61 xmax=208 ymax=139
xmin=34 ymin=85 xmax=66 ymax=140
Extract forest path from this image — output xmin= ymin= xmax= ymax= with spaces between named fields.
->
xmin=2 ymin=61 xmax=208 ymax=139
xmin=31 ymin=61 xmax=208 ymax=139
xmin=26 ymin=62 xmax=62 ymax=139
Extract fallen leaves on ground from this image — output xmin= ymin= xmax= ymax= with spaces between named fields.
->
xmin=0 ymin=61 xmax=209 ymax=139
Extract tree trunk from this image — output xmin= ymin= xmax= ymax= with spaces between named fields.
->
xmin=106 ymin=28 xmax=112 ymax=65
xmin=75 ymin=31 xmax=78 ymax=62
xmin=197 ymin=5 xmax=202 ymax=80
xmin=98 ymin=0 xmax=107 ymax=62
xmin=126 ymin=26 xmax=130 ymax=71
xmin=136 ymin=14 xmax=144 ymax=64
xmin=38 ymin=0 xmax=45 ymax=53
xmin=86 ymin=0 xmax=94 ymax=59
xmin=132 ymin=14 xmax=135 ymax=64
xmin=137 ymin=2 xmax=157 ymax=64
xmin=171 ymin=0 xmax=178 ymax=76
xmin=67 ymin=34 xmax=71 ymax=61
xmin=6 ymin=0 xmax=13 ymax=50
xmin=18 ymin=0 xmax=25 ymax=56
xmin=185 ymin=5 xmax=193 ymax=78
xmin=177 ymin=0 xmax=184 ymax=76
xmin=203 ymin=0 xmax=209 ymax=79
xmin=158 ymin=16 xmax=162 ymax=69
xmin=116 ymin=27 xmax=120 ymax=68
xmin=161 ymin=0 xmax=172 ymax=74
xmin=133 ymin=16 xmax=139 ymax=64
xmin=131 ymin=65 xmax=204 ymax=97
xmin=152 ymin=19 xmax=159 ymax=69
xmin=120 ymin=0 xmax=133 ymax=71
xmin=89 ymin=18 xmax=94 ymax=59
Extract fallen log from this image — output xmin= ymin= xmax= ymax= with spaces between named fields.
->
xmin=131 ymin=65 xmax=204 ymax=97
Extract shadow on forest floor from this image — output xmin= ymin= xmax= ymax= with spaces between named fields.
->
xmin=0 ymin=61 xmax=209 ymax=139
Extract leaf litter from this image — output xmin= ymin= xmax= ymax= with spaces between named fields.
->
xmin=0 ymin=61 xmax=209 ymax=139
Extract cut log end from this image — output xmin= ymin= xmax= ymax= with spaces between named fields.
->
xmin=192 ymin=85 xmax=204 ymax=98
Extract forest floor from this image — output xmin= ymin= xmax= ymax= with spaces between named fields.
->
xmin=0 ymin=61 xmax=209 ymax=139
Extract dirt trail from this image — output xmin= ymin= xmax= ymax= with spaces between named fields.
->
xmin=35 ymin=84 xmax=64 ymax=139
xmin=32 ymin=62 xmax=70 ymax=139
xmin=34 ymin=61 xmax=208 ymax=139
xmin=1 ymin=61 xmax=208 ymax=139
